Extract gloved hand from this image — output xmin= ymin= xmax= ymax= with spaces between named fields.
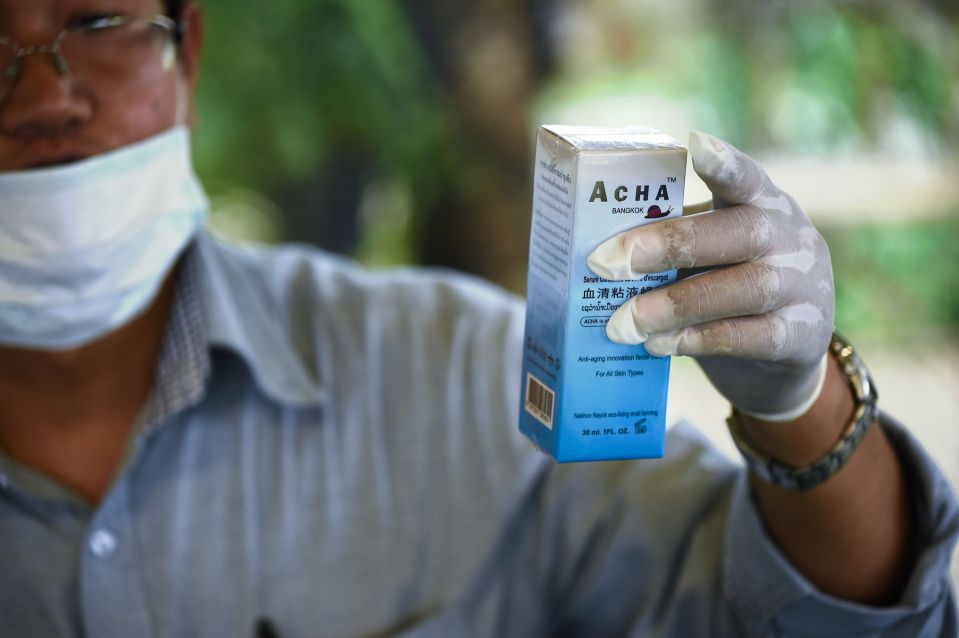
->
xmin=587 ymin=132 xmax=834 ymax=422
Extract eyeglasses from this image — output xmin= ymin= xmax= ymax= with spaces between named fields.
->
xmin=0 ymin=14 xmax=180 ymax=103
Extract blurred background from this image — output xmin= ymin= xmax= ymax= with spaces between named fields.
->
xmin=191 ymin=0 xmax=958 ymax=580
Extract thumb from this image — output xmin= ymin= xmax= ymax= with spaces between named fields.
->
xmin=689 ymin=131 xmax=777 ymax=207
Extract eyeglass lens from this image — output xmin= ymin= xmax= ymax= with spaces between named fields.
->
xmin=0 ymin=19 xmax=174 ymax=101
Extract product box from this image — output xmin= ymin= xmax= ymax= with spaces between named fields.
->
xmin=519 ymin=125 xmax=687 ymax=462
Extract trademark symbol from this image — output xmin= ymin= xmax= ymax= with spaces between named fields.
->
xmin=667 ymin=176 xmax=677 ymax=183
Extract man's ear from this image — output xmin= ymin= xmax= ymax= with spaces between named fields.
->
xmin=177 ymin=3 xmax=205 ymax=127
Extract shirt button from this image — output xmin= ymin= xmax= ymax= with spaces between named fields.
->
xmin=89 ymin=530 xmax=118 ymax=558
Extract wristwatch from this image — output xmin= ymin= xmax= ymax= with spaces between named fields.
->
xmin=726 ymin=332 xmax=879 ymax=492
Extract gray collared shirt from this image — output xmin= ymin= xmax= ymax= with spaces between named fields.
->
xmin=1 ymin=231 xmax=956 ymax=638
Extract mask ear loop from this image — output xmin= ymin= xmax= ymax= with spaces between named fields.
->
xmin=160 ymin=18 xmax=190 ymax=128
xmin=169 ymin=38 xmax=192 ymax=129
xmin=173 ymin=74 xmax=189 ymax=127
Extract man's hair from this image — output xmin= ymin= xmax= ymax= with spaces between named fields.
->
xmin=164 ymin=0 xmax=187 ymax=22
xmin=163 ymin=0 xmax=190 ymax=43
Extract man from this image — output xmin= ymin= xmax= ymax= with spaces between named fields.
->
xmin=0 ymin=1 xmax=955 ymax=637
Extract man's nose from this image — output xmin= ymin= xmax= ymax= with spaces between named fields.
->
xmin=0 ymin=54 xmax=93 ymax=139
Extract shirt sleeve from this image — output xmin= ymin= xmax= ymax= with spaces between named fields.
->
xmin=722 ymin=412 xmax=959 ymax=637
xmin=401 ymin=280 xmax=958 ymax=637
xmin=447 ymin=413 xmax=958 ymax=637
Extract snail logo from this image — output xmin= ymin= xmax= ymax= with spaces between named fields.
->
xmin=645 ymin=205 xmax=674 ymax=219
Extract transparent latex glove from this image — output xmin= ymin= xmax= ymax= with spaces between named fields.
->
xmin=587 ymin=132 xmax=834 ymax=422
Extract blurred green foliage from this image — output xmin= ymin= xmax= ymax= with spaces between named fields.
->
xmin=528 ymin=2 xmax=959 ymax=335
xmin=551 ymin=3 xmax=958 ymax=152
xmin=826 ymin=218 xmax=959 ymax=338
xmin=191 ymin=0 xmax=958 ymax=334
xmin=194 ymin=0 xmax=462 ymax=257
xmin=695 ymin=33 xmax=754 ymax=148
xmin=196 ymin=0 xmax=444 ymax=184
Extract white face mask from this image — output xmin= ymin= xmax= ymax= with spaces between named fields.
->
xmin=0 ymin=126 xmax=207 ymax=350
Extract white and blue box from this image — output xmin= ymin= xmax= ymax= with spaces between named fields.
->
xmin=519 ymin=125 xmax=687 ymax=462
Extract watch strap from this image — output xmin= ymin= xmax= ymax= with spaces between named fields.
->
xmin=726 ymin=332 xmax=880 ymax=492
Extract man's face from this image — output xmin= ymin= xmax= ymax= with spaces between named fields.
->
xmin=0 ymin=0 xmax=202 ymax=171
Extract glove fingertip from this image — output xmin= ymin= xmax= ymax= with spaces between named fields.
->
xmin=689 ymin=131 xmax=728 ymax=179
xmin=606 ymin=303 xmax=648 ymax=345
xmin=688 ymin=131 xmax=768 ymax=206
xmin=587 ymin=235 xmax=628 ymax=280
xmin=644 ymin=330 xmax=683 ymax=357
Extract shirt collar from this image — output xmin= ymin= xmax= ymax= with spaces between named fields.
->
xmin=192 ymin=231 xmax=328 ymax=408
xmin=137 ymin=244 xmax=212 ymax=431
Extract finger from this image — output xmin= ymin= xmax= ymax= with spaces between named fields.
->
xmin=604 ymin=261 xmax=790 ymax=341
xmin=586 ymin=203 xmax=775 ymax=278
xmin=640 ymin=305 xmax=829 ymax=365
xmin=689 ymin=131 xmax=780 ymax=207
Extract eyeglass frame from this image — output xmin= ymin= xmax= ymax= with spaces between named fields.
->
xmin=0 ymin=14 xmax=181 ymax=98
